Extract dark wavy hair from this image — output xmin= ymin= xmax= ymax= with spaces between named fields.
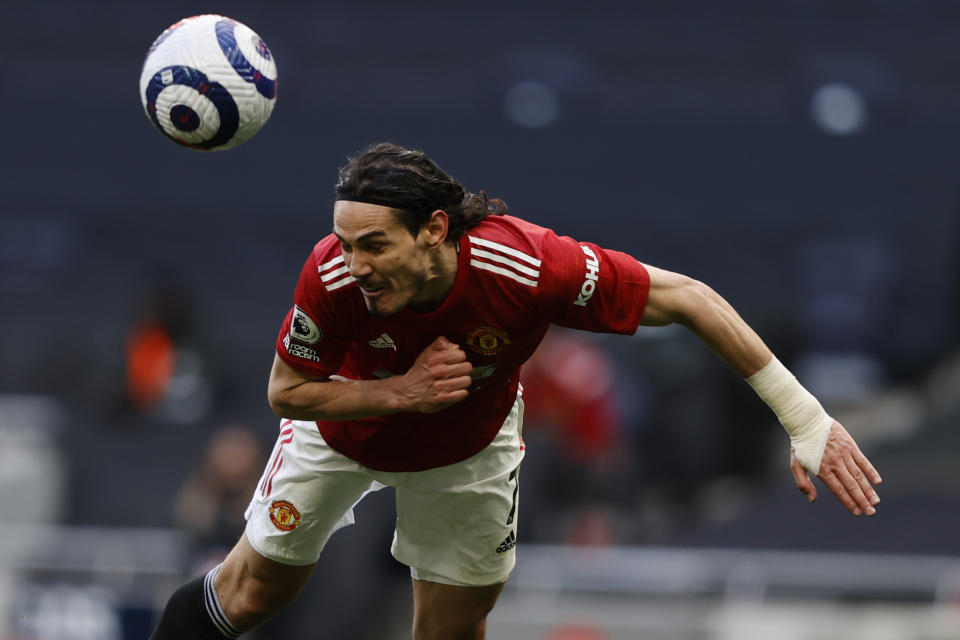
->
xmin=334 ymin=142 xmax=508 ymax=242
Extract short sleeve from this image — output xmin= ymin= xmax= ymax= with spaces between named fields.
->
xmin=275 ymin=248 xmax=351 ymax=377
xmin=538 ymin=231 xmax=650 ymax=334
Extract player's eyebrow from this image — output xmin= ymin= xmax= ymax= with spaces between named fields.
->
xmin=333 ymin=230 xmax=389 ymax=244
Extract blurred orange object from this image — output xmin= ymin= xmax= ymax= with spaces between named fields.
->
xmin=126 ymin=323 xmax=175 ymax=409
xmin=543 ymin=623 xmax=611 ymax=640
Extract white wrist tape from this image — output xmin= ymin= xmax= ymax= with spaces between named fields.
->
xmin=746 ymin=356 xmax=833 ymax=474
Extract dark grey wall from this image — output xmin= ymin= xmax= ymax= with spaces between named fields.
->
xmin=2 ymin=2 xmax=958 ymax=552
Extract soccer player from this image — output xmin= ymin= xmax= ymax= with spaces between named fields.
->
xmin=150 ymin=142 xmax=882 ymax=640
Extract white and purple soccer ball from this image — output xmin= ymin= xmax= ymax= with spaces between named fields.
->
xmin=139 ymin=15 xmax=278 ymax=151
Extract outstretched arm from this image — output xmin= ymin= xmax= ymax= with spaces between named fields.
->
xmin=640 ymin=264 xmax=882 ymax=516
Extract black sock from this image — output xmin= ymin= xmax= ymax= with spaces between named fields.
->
xmin=150 ymin=564 xmax=242 ymax=639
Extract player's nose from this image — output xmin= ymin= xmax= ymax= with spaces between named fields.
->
xmin=346 ymin=253 xmax=373 ymax=278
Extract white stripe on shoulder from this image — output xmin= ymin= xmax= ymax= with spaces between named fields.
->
xmin=320 ymin=265 xmax=351 ymax=282
xmin=470 ymin=259 xmax=538 ymax=287
xmin=318 ymin=254 xmax=345 ymax=273
xmin=468 ymin=236 xmax=542 ymax=267
xmin=325 ymin=275 xmax=356 ymax=291
xmin=470 ymin=247 xmax=540 ymax=278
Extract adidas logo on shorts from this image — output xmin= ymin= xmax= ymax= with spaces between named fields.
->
xmin=496 ymin=530 xmax=516 ymax=553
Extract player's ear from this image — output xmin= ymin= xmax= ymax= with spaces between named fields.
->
xmin=422 ymin=209 xmax=449 ymax=248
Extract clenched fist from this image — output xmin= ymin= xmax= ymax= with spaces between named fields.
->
xmin=398 ymin=336 xmax=474 ymax=413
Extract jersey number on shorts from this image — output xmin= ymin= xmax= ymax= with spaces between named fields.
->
xmin=507 ymin=467 xmax=519 ymax=525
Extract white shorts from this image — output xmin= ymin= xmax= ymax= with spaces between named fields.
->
xmin=244 ymin=395 xmax=525 ymax=587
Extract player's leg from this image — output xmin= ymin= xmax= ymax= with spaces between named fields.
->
xmin=151 ymin=418 xmax=383 ymax=638
xmin=149 ymin=534 xmax=314 ymax=639
xmin=214 ymin=532 xmax=315 ymax=629
xmin=411 ymin=579 xmax=505 ymax=640
xmin=389 ymin=395 xmax=526 ymax=640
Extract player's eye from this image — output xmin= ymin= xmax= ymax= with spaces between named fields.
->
xmin=361 ymin=243 xmax=387 ymax=254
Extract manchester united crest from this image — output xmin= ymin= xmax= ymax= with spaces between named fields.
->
xmin=269 ymin=499 xmax=302 ymax=532
xmin=466 ymin=326 xmax=511 ymax=356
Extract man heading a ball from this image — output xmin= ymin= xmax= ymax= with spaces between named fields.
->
xmin=150 ymin=142 xmax=881 ymax=640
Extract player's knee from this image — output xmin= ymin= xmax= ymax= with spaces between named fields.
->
xmin=250 ymin=576 xmax=303 ymax=613
xmin=223 ymin=573 xmax=302 ymax=626
xmin=414 ymin=617 xmax=486 ymax=640
xmin=414 ymin=603 xmax=492 ymax=640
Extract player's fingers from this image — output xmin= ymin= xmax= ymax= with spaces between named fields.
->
xmin=446 ymin=350 xmax=469 ymax=365
xmin=439 ymin=337 xmax=466 ymax=352
xmin=817 ymin=471 xmax=860 ymax=516
xmin=437 ymin=387 xmax=470 ymax=405
xmin=819 ymin=471 xmax=861 ymax=515
xmin=426 ymin=350 xmax=464 ymax=369
xmin=437 ymin=362 xmax=473 ymax=379
xmin=852 ymin=444 xmax=882 ymax=486
xmin=838 ymin=463 xmax=874 ymax=514
xmin=419 ymin=385 xmax=471 ymax=413
xmin=434 ymin=345 xmax=468 ymax=365
xmin=437 ymin=375 xmax=473 ymax=392
xmin=844 ymin=454 xmax=880 ymax=510
xmin=790 ymin=450 xmax=816 ymax=503
xmin=418 ymin=339 xmax=448 ymax=365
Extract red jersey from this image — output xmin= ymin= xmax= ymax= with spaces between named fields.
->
xmin=275 ymin=214 xmax=650 ymax=471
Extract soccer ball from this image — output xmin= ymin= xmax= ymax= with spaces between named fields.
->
xmin=139 ymin=15 xmax=278 ymax=151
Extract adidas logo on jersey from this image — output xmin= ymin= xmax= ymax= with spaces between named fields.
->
xmin=496 ymin=530 xmax=516 ymax=553
xmin=368 ymin=333 xmax=397 ymax=350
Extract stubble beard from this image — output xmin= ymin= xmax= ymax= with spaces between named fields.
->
xmin=362 ymin=269 xmax=428 ymax=318
xmin=365 ymin=299 xmax=397 ymax=318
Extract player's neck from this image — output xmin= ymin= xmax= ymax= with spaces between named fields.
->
xmin=409 ymin=241 xmax=460 ymax=313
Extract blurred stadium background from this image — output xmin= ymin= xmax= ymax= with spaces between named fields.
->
xmin=2 ymin=1 xmax=959 ymax=638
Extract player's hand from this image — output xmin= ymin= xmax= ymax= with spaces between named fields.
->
xmin=790 ymin=420 xmax=882 ymax=516
xmin=398 ymin=336 xmax=474 ymax=413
